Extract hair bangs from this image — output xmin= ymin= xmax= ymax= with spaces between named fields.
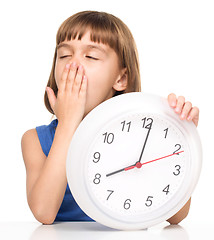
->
xmin=56 ymin=11 xmax=119 ymax=53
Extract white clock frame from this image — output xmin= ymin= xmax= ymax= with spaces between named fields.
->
xmin=66 ymin=92 xmax=202 ymax=230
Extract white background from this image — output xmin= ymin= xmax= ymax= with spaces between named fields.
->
xmin=0 ymin=0 xmax=213 ymax=227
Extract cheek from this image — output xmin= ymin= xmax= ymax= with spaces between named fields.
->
xmin=86 ymin=67 xmax=116 ymax=103
xmin=87 ymin=68 xmax=108 ymax=92
xmin=86 ymin=63 xmax=115 ymax=87
xmin=54 ymin=63 xmax=63 ymax=88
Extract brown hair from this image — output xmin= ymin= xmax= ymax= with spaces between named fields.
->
xmin=44 ymin=11 xmax=141 ymax=114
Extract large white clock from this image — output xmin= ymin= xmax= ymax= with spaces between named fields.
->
xmin=66 ymin=92 xmax=202 ymax=230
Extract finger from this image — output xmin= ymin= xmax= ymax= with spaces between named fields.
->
xmin=46 ymin=87 xmax=56 ymax=113
xmin=79 ymin=75 xmax=87 ymax=99
xmin=168 ymin=93 xmax=177 ymax=108
xmin=175 ymin=96 xmax=185 ymax=114
xmin=72 ymin=65 xmax=84 ymax=95
xmin=65 ymin=62 xmax=77 ymax=93
xmin=187 ymin=106 xmax=199 ymax=127
xmin=58 ymin=63 xmax=70 ymax=93
xmin=180 ymin=101 xmax=192 ymax=120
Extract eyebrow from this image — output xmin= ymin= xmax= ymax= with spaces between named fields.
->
xmin=56 ymin=43 xmax=107 ymax=54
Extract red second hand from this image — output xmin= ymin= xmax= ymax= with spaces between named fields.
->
xmin=125 ymin=151 xmax=184 ymax=171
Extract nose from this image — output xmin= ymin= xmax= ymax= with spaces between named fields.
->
xmin=69 ymin=53 xmax=82 ymax=68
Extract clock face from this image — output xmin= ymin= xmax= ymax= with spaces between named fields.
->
xmin=66 ymin=92 xmax=202 ymax=230
xmin=85 ymin=112 xmax=190 ymax=223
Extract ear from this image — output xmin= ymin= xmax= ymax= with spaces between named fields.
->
xmin=112 ymin=68 xmax=128 ymax=91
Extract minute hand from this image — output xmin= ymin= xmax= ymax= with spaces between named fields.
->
xmin=137 ymin=127 xmax=152 ymax=163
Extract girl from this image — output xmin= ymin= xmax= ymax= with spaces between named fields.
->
xmin=21 ymin=11 xmax=199 ymax=225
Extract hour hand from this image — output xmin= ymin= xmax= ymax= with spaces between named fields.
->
xmin=106 ymin=163 xmax=136 ymax=177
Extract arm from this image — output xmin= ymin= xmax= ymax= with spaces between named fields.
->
xmin=21 ymin=62 xmax=87 ymax=224
xmin=166 ymin=93 xmax=199 ymax=224
xmin=21 ymin=124 xmax=75 ymax=224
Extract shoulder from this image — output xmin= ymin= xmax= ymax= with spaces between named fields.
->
xmin=21 ymin=128 xmax=38 ymax=148
xmin=21 ymin=119 xmax=58 ymax=169
xmin=21 ymin=128 xmax=39 ymax=148
xmin=21 ymin=129 xmax=46 ymax=171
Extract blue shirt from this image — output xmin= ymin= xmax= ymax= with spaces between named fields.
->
xmin=36 ymin=119 xmax=94 ymax=222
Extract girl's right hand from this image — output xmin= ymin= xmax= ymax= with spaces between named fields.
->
xmin=46 ymin=62 xmax=87 ymax=131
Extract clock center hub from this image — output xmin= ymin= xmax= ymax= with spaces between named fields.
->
xmin=136 ymin=162 xmax=142 ymax=169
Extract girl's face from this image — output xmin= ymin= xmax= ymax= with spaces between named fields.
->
xmin=55 ymin=30 xmax=127 ymax=117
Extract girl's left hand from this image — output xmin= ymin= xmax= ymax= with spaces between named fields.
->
xmin=167 ymin=93 xmax=199 ymax=127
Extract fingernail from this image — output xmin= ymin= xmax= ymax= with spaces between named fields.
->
xmin=175 ymin=107 xmax=180 ymax=113
xmin=187 ymin=116 xmax=191 ymax=121
xmin=71 ymin=62 xmax=77 ymax=68
xmin=181 ymin=113 xmax=185 ymax=119
xmin=66 ymin=63 xmax=70 ymax=69
xmin=79 ymin=65 xmax=83 ymax=70
xmin=171 ymin=101 xmax=176 ymax=107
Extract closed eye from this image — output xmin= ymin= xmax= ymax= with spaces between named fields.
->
xmin=86 ymin=56 xmax=99 ymax=60
xmin=59 ymin=55 xmax=72 ymax=59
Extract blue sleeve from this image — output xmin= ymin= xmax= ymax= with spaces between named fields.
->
xmin=36 ymin=120 xmax=57 ymax=157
